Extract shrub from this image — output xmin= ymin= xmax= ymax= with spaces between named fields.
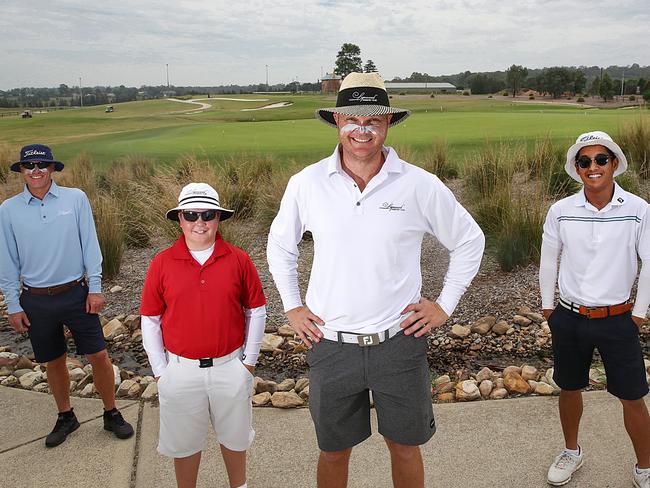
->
xmin=618 ymin=116 xmax=650 ymax=178
xmin=399 ymin=92 xmax=406 ymax=96
xmin=487 ymin=95 xmax=493 ymax=99
xmin=462 ymin=91 xmax=470 ymax=96
xmin=430 ymin=93 xmax=435 ymax=98
xmin=529 ymin=95 xmax=535 ymax=100
xmin=502 ymin=91 xmax=509 ymax=96
xmin=577 ymin=97 xmax=585 ymax=103
xmin=629 ymin=95 xmax=636 ymax=101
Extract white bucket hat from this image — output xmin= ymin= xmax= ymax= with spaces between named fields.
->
xmin=316 ymin=72 xmax=410 ymax=128
xmin=165 ymin=182 xmax=234 ymax=221
xmin=565 ymin=131 xmax=628 ymax=183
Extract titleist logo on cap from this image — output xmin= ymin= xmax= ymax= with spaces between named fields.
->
xmin=579 ymin=134 xmax=604 ymax=142
xmin=24 ymin=149 xmax=47 ymax=156
xmin=190 ymin=190 xmax=208 ymax=195
xmin=349 ymin=91 xmax=378 ymax=103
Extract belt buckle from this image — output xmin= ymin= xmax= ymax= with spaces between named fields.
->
xmin=198 ymin=358 xmax=213 ymax=368
xmin=47 ymin=286 xmax=54 ymax=296
xmin=357 ymin=333 xmax=380 ymax=347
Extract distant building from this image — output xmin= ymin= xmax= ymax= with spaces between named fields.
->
xmin=321 ymin=72 xmax=342 ymax=94
xmin=385 ymin=82 xmax=456 ymax=93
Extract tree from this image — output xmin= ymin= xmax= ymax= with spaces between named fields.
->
xmin=334 ymin=43 xmax=362 ymax=78
xmin=589 ymin=77 xmax=600 ymax=97
xmin=572 ymin=70 xmax=586 ymax=95
xmin=505 ymin=64 xmax=528 ymax=97
xmin=538 ymin=67 xmax=572 ymax=98
xmin=599 ymin=73 xmax=615 ymax=101
xmin=363 ymin=59 xmax=377 ymax=73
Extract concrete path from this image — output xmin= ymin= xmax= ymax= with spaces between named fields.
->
xmin=1 ymin=385 xmax=647 ymax=487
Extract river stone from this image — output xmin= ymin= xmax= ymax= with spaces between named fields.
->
xmin=116 ymin=379 xmax=137 ymax=398
xmin=545 ymin=369 xmax=560 ymax=390
xmin=103 ymin=318 xmax=126 ymax=341
xmin=1 ymin=375 xmax=18 ymax=387
xmin=471 ymin=316 xmax=496 ymax=335
xmin=15 ymin=356 xmax=34 ymax=370
xmin=449 ymin=324 xmax=471 ymax=339
xmin=436 ymin=381 xmax=456 ymax=394
xmin=438 ymin=392 xmax=455 ymax=402
xmin=295 ymin=378 xmax=309 ymax=393
xmin=504 ymin=372 xmax=530 ymax=394
xmin=0 ymin=366 xmax=13 ymax=376
xmin=69 ymin=368 xmax=86 ymax=382
xmin=256 ymin=379 xmax=278 ymax=394
xmin=492 ymin=320 xmax=510 ymax=335
xmin=0 ymin=352 xmax=19 ymax=363
xmin=299 ymin=386 xmax=310 ymax=400
xmin=503 ymin=366 xmax=522 ymax=376
xmin=489 ymin=388 xmax=509 ymax=400
xmin=32 ymin=383 xmax=49 ymax=393
xmin=455 ymin=380 xmax=480 ymax=401
xmin=526 ymin=312 xmax=545 ymax=324
xmin=142 ymin=382 xmax=158 ymax=401
xmin=534 ymin=382 xmax=555 ymax=395
xmin=475 ymin=367 xmax=493 ymax=383
xmin=261 ymin=334 xmax=284 ymax=352
xmin=518 ymin=305 xmax=532 ymax=315
xmin=109 ymin=285 xmax=123 ymax=293
xmin=589 ymin=367 xmax=607 ymax=386
xmin=271 ymin=391 xmax=304 ymax=408
xmin=276 ymin=378 xmax=296 ymax=392
xmin=277 ymin=325 xmax=296 ymax=337
xmin=79 ymin=383 xmax=96 ymax=397
xmin=19 ymin=371 xmax=44 ymax=389
xmin=521 ymin=365 xmax=538 ymax=381
xmin=252 ymin=392 xmax=272 ymax=406
xmin=12 ymin=368 xmax=33 ymax=379
xmin=513 ymin=315 xmax=532 ymax=326
xmin=479 ymin=380 xmax=493 ymax=398
xmin=495 ymin=377 xmax=505 ymax=389
xmin=434 ymin=375 xmax=451 ymax=386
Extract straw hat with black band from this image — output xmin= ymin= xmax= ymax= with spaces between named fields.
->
xmin=316 ymin=72 xmax=410 ymax=128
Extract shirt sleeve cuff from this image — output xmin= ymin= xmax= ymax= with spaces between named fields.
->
xmin=7 ymin=302 xmax=24 ymax=314
xmin=87 ymin=278 xmax=101 ymax=294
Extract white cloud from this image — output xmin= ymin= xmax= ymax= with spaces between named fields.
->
xmin=1 ymin=0 xmax=648 ymax=89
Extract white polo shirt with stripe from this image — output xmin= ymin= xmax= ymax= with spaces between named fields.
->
xmin=267 ymin=145 xmax=485 ymax=334
xmin=541 ymin=183 xmax=650 ymax=309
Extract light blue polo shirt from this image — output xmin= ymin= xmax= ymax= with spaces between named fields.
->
xmin=0 ymin=180 xmax=103 ymax=314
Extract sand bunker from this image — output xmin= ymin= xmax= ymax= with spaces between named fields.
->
xmin=241 ymin=102 xmax=293 ymax=111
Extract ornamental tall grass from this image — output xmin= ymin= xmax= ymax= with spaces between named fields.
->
xmin=618 ymin=116 xmax=650 ymax=179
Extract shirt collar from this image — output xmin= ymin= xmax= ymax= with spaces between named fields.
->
xmin=170 ymin=233 xmax=231 ymax=262
xmin=574 ymin=182 xmax=627 ymax=208
xmin=21 ymin=180 xmax=59 ymax=204
xmin=326 ymin=145 xmax=404 ymax=176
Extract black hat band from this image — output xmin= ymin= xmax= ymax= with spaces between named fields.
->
xmin=336 ymin=87 xmax=390 ymax=108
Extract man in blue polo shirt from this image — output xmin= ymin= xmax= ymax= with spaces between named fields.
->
xmin=0 ymin=144 xmax=134 ymax=447
xmin=540 ymin=131 xmax=650 ymax=487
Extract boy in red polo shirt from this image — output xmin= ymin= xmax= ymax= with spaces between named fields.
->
xmin=140 ymin=183 xmax=266 ymax=488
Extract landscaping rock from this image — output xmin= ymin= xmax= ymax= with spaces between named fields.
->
xmin=299 ymin=386 xmax=309 ymax=400
xmin=534 ymin=382 xmax=555 ymax=396
xmin=455 ymin=380 xmax=480 ymax=401
xmin=69 ymin=368 xmax=86 ymax=382
xmin=271 ymin=391 xmax=304 ymax=408
xmin=277 ymin=325 xmax=296 ymax=337
xmin=103 ymin=318 xmax=126 ymax=341
xmin=434 ymin=375 xmax=451 ymax=386
xmin=116 ymin=379 xmax=137 ymax=398
xmin=142 ymin=382 xmax=158 ymax=401
xmin=449 ymin=324 xmax=471 ymax=339
xmin=438 ymin=392 xmax=455 ymax=402
xmin=471 ymin=316 xmax=496 ymax=335
xmin=260 ymin=334 xmax=284 ymax=352
xmin=109 ymin=285 xmax=123 ymax=293
xmin=295 ymin=378 xmax=309 ymax=393
xmin=521 ymin=365 xmax=538 ymax=381
xmin=492 ymin=320 xmax=510 ymax=335
xmin=1 ymin=375 xmax=18 ymax=387
xmin=475 ymin=367 xmax=493 ymax=383
xmin=276 ymin=378 xmax=296 ymax=392
xmin=252 ymin=392 xmax=272 ymax=406
xmin=489 ymin=388 xmax=508 ymax=400
xmin=513 ymin=315 xmax=532 ymax=326
xmin=504 ymin=372 xmax=530 ymax=394
xmin=479 ymin=380 xmax=493 ymax=398
xmin=19 ymin=371 xmax=44 ymax=389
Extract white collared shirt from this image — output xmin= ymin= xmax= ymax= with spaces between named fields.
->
xmin=267 ymin=145 xmax=485 ymax=334
xmin=541 ymin=183 xmax=650 ymax=309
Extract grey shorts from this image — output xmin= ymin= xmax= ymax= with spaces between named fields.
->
xmin=307 ymin=330 xmax=435 ymax=452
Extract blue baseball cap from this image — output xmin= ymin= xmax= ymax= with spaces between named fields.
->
xmin=11 ymin=144 xmax=64 ymax=172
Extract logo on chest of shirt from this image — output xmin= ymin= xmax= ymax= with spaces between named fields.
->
xmin=379 ymin=202 xmax=406 ymax=212
xmin=57 ymin=210 xmax=73 ymax=216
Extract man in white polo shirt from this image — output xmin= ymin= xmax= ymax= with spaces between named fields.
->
xmin=267 ymin=72 xmax=485 ymax=488
xmin=540 ymin=131 xmax=650 ymax=487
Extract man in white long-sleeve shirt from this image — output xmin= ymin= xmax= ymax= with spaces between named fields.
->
xmin=141 ymin=183 xmax=266 ymax=488
xmin=267 ymin=72 xmax=485 ymax=488
xmin=539 ymin=131 xmax=650 ymax=488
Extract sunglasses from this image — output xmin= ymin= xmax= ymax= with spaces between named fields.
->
xmin=21 ymin=162 xmax=52 ymax=170
xmin=576 ymin=153 xmax=611 ymax=169
xmin=180 ymin=210 xmax=218 ymax=222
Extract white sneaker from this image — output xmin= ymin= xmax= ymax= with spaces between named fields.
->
xmin=634 ymin=466 xmax=650 ymax=488
xmin=547 ymin=448 xmax=584 ymax=486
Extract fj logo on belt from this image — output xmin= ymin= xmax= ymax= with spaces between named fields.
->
xmin=357 ymin=334 xmax=380 ymax=346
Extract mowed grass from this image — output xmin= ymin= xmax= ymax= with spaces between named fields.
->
xmin=0 ymin=94 xmax=645 ymax=169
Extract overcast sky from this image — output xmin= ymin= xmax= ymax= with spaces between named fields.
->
xmin=1 ymin=0 xmax=649 ymax=90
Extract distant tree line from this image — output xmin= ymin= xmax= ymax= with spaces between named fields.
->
xmin=391 ymin=64 xmax=650 ymax=100
xmin=0 ymin=81 xmax=322 ymax=109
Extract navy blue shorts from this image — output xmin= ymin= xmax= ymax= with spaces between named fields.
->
xmin=548 ymin=304 xmax=649 ymax=401
xmin=307 ymin=331 xmax=435 ymax=452
xmin=20 ymin=281 xmax=106 ymax=363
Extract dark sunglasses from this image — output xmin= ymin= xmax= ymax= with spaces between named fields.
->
xmin=21 ymin=162 xmax=52 ymax=170
xmin=181 ymin=210 xmax=218 ymax=222
xmin=576 ymin=153 xmax=611 ymax=169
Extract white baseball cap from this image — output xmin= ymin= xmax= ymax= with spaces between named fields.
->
xmin=165 ymin=182 xmax=234 ymax=221
xmin=565 ymin=131 xmax=628 ymax=183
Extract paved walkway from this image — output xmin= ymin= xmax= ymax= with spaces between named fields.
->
xmin=1 ymin=386 xmax=646 ymax=487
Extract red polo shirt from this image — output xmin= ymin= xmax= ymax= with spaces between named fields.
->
xmin=140 ymin=233 xmax=266 ymax=359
